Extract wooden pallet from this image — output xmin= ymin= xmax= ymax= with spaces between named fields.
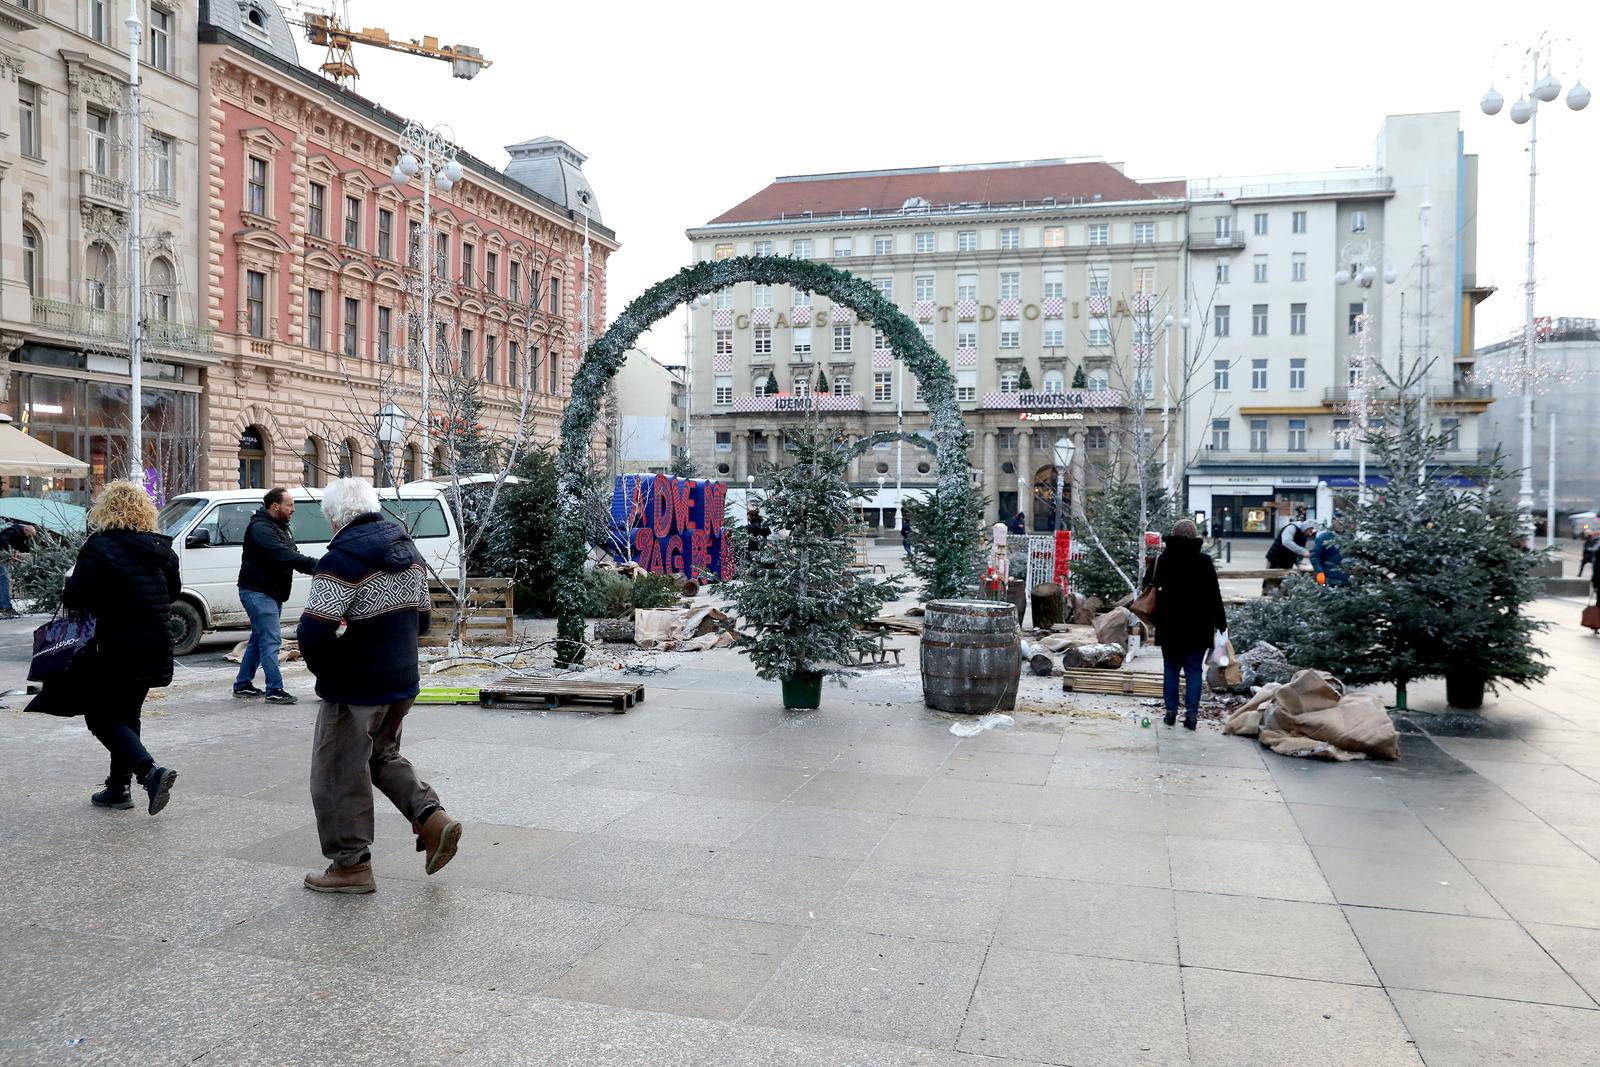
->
xmin=478 ymin=676 xmax=645 ymax=714
xmin=421 ymin=578 xmax=515 ymax=648
xmin=1061 ymin=668 xmax=1165 ymax=698
xmin=415 ymin=687 xmax=481 ymax=705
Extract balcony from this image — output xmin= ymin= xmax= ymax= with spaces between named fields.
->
xmin=79 ymin=169 xmax=128 ymax=211
xmin=1199 ymin=447 xmax=1495 ymax=466
xmin=31 ymin=297 xmax=215 ymax=355
xmin=1322 ymin=383 xmax=1493 ymax=405
xmin=1188 ymin=230 xmax=1245 ymax=252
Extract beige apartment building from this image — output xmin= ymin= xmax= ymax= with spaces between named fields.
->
xmin=2 ymin=0 xmax=210 ymax=498
xmin=685 ymin=159 xmax=1185 ymax=530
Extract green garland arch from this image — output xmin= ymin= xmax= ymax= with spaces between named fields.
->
xmin=554 ymin=255 xmax=975 ymax=665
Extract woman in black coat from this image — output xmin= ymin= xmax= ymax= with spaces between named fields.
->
xmin=1145 ymin=519 xmax=1228 ymax=729
xmin=61 ymin=481 xmax=181 ymax=815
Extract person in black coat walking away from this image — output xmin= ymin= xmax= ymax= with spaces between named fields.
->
xmin=1145 ymin=519 xmax=1228 ymax=730
xmin=0 ymin=518 xmax=36 ymax=617
xmin=1580 ymin=532 xmax=1598 ymax=578
xmin=234 ymin=487 xmax=316 ymax=703
xmin=65 ymin=481 xmax=180 ymax=814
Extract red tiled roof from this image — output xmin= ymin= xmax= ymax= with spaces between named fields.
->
xmin=707 ymin=160 xmax=1165 ymax=225
xmin=1140 ymin=179 xmax=1188 ymax=198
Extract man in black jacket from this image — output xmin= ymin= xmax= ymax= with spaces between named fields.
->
xmin=234 ymin=487 xmax=316 ymax=703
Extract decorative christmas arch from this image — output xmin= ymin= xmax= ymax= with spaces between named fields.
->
xmin=553 ymin=255 xmax=975 ymax=665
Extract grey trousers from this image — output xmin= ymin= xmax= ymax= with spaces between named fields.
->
xmin=310 ymin=697 xmax=441 ymax=868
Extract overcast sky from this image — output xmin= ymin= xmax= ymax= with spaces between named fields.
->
xmin=295 ymin=1 xmax=1599 ymax=360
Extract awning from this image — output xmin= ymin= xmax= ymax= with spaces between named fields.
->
xmin=0 ymin=420 xmax=90 ymax=478
xmin=0 ymin=498 xmax=86 ymax=535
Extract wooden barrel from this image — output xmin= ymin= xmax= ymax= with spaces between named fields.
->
xmin=921 ymin=599 xmax=1022 ymax=714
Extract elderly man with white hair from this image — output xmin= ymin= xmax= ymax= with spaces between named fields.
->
xmin=296 ymin=477 xmax=462 ymax=894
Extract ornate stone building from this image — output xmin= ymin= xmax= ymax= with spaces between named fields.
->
xmin=197 ymin=1 xmax=614 ymax=490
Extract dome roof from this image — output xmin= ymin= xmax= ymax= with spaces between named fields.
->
xmin=504 ymin=137 xmax=601 ymax=224
xmin=204 ymin=0 xmax=301 ymax=66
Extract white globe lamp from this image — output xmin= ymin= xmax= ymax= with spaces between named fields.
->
xmin=397 ymin=153 xmax=419 ymax=177
xmin=1510 ymin=97 xmax=1534 ymax=124
xmin=1334 ymin=269 xmax=1352 ymax=286
xmin=443 ymin=159 xmax=464 ymax=183
xmin=1534 ymin=74 xmax=1561 ymax=102
xmin=1569 ymin=82 xmax=1592 ymax=110
xmin=1480 ymin=87 xmax=1504 ymax=115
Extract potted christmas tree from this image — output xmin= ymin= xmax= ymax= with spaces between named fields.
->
xmin=1017 ymin=367 xmax=1033 ymax=391
xmin=726 ymin=421 xmax=900 ymax=709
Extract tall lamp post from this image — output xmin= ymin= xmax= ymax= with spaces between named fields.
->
xmin=1334 ymin=261 xmax=1396 ymax=510
xmin=124 ymin=4 xmax=144 ymax=481
xmin=1480 ymin=36 xmax=1589 ymax=543
xmin=1052 ymin=436 xmax=1074 ymax=534
xmin=391 ymin=122 xmax=462 ymax=478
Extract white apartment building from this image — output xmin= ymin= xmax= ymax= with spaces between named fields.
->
xmin=614 ymin=348 xmax=685 ymax=475
xmin=1181 ymin=112 xmax=1493 ymax=536
xmin=685 ymin=159 xmax=1186 ymax=531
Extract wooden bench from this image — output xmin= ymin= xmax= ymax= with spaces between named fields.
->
xmin=422 ymin=578 xmax=515 ymax=648
xmin=1217 ymin=568 xmax=1295 ymax=596
xmin=478 ymin=676 xmax=645 ymax=714
xmin=851 ymin=633 xmax=903 ymax=667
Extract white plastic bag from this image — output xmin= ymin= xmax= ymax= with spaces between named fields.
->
xmin=1211 ymin=629 xmax=1230 ymax=666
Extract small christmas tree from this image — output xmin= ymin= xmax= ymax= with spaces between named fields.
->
xmin=1071 ymin=463 xmax=1178 ymax=602
xmin=765 ymin=369 xmax=780 ymax=396
xmin=815 ymin=367 xmax=829 ymax=394
xmin=725 ymin=420 xmax=899 ymax=688
xmin=441 ymin=371 xmax=495 ymax=476
xmin=1071 ymin=364 xmax=1088 ymax=389
xmin=903 ymin=486 xmax=987 ymax=602
xmin=1017 ymin=366 xmax=1033 ymax=391
xmin=669 ymin=450 xmax=699 ymax=479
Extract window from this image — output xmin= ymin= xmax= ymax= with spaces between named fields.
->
xmin=508 ymin=341 xmax=520 ymax=387
xmin=873 ymin=372 xmax=893 ymax=402
xmin=306 ymin=288 xmax=324 ymax=349
xmin=714 ymin=329 xmax=733 ymax=356
xmin=485 ymin=252 xmax=498 ymax=294
xmin=1250 ymin=418 xmax=1268 ymax=451
xmin=1211 ymin=419 xmax=1230 ymax=451
xmin=149 ymin=6 xmax=172 ymax=70
xmin=148 ymin=258 xmax=174 ymax=321
xmin=752 ymin=375 xmax=770 ymax=397
xmin=509 ymin=261 xmax=521 ymax=301
xmin=407 ymin=220 xmax=422 ymax=265
xmin=334 ymin=297 xmax=357 ymax=356
xmin=1215 ymin=216 xmax=1233 ymax=238
xmin=1291 ymin=254 xmax=1306 ymax=282
xmin=1088 ymin=265 xmax=1109 ymax=298
xmin=833 ymin=325 xmax=852 ymax=353
xmin=18 ymin=81 xmax=41 ymax=159
xmin=956 ymin=370 xmax=977 ymax=402
xmin=461 ymin=242 xmax=475 ymax=286
xmin=871 ymin=277 xmax=892 ymax=300
xmin=1251 ymin=358 xmax=1268 ymax=390
xmin=1134 ymin=221 xmax=1154 ymax=245
xmin=791 ymin=238 xmax=812 ymax=259
xmin=914 ymin=274 xmax=935 ymax=301
xmin=459 ymin=328 xmax=474 ymax=373
xmin=308 ymin=182 xmax=326 ymax=236
xmin=1042 ymin=371 xmax=1065 ymax=394
xmin=87 ymin=107 xmax=111 ymax=176
xmin=1043 ymin=270 xmax=1064 ymax=300
xmin=1043 ymin=319 xmax=1064 ymax=347
xmin=549 ymin=276 xmax=560 ymax=313
xmin=246 ymin=270 xmax=266 ymax=337
xmin=1216 ymin=260 xmax=1230 ymax=285
xmin=1133 ymin=266 xmax=1155 ymax=296
xmin=1000 ymin=227 xmax=1020 ymax=250
xmin=1289 ymin=357 xmax=1306 ymax=389
xmin=919 ymin=323 xmax=934 ymax=346
xmin=1348 ymin=302 xmax=1364 ymax=335
xmin=1253 ymin=212 xmax=1269 ymax=236
xmin=874 ymin=235 xmax=894 ymax=256
xmin=1087 ymin=223 xmax=1109 ymax=246
xmin=1089 ymin=317 xmax=1110 ymax=347
xmin=753 ymin=240 xmax=772 ymax=256
xmin=715 ymin=431 xmax=732 ymax=451
xmin=999 ymin=370 xmax=1020 ymax=393
xmin=999 ymin=271 xmax=1021 ymax=300
xmin=754 ymin=284 xmax=773 ymax=308
xmin=1290 ymin=303 xmax=1307 ymax=335
xmin=343 ymin=195 xmax=361 ymax=248
xmin=957 ymin=230 xmax=977 ymax=252
xmin=714 ymin=377 xmax=732 ymax=405
xmin=1292 ymin=210 xmax=1307 ymax=235
xmin=148 ymin=134 xmax=174 ymax=197
xmin=377 ymin=306 xmax=392 ymax=361
xmin=834 ymin=374 xmax=852 ymax=396
xmin=1288 ymin=419 xmax=1308 ymax=452
xmin=791 ymin=375 xmax=810 ymax=398
xmin=1135 ymin=367 xmax=1155 ymax=399
xmin=753 ymin=327 xmax=772 ymax=355
xmin=1043 ymin=225 xmax=1065 ymax=248
xmin=713 ymin=242 xmax=734 ymax=260
xmin=83 ymin=242 xmax=113 ymax=309
xmin=1253 ymin=256 xmax=1268 ymax=283
xmin=832 ymin=236 xmax=853 ymax=259
xmin=915 ymin=232 xmax=935 ymax=253
xmin=1252 ymin=304 xmax=1268 ymax=336
xmin=1334 ymin=419 xmax=1351 ymax=449
xmin=376 ymin=209 xmax=393 ymax=259
xmin=999 ymin=321 xmax=1020 ymax=348
xmin=1351 ymin=210 xmax=1367 ymax=233
xmin=484 ymin=335 xmax=497 ymax=383
xmin=956 ymin=273 xmax=978 ymax=302
xmin=21 ymin=225 xmax=40 ymax=296
xmin=550 ymin=351 xmax=562 ymax=394
xmin=1214 ymin=305 xmax=1230 ymax=337
xmin=957 ymin=324 xmax=977 ymax=349
xmin=792 ymin=287 xmax=812 ymax=308
xmin=792 ymin=326 xmax=812 ymax=355
xmin=435 ymin=234 xmax=448 ymax=279
xmin=88 ymin=0 xmax=107 ymax=40
xmin=1087 ymin=369 xmax=1110 ymax=391
xmin=1214 ymin=360 xmax=1230 ymax=390
xmin=1441 ymin=417 xmax=1461 ymax=450
xmin=872 ymin=329 xmax=888 ymax=350
xmin=714 ymin=288 xmax=733 ymax=311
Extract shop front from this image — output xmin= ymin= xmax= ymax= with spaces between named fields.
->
xmin=1187 ymin=473 xmax=1332 ymax=539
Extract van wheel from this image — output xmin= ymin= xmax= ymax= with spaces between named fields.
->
xmin=169 ymin=600 xmax=203 ymax=657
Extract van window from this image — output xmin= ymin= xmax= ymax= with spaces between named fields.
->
xmin=289 ymin=501 xmax=333 ymax=544
xmin=200 ymin=502 xmax=259 ymax=546
xmin=158 ymin=498 xmax=207 ymax=537
xmin=382 ymin=498 xmax=449 ymax=538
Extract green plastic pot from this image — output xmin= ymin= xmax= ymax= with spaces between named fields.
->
xmin=781 ymin=670 xmax=824 ymax=710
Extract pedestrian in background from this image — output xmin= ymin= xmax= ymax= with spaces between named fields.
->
xmin=0 ymin=519 xmax=36 ymax=618
xmin=297 ymin=478 xmax=459 ymax=895
xmin=1145 ymin=519 xmax=1228 ymax=730
xmin=234 ymin=487 xmax=316 ymax=704
xmin=1311 ymin=517 xmax=1349 ymax=587
xmin=1580 ymin=532 xmax=1597 ymax=578
xmin=56 ymin=481 xmax=180 ymax=814
xmin=901 ymin=513 xmax=913 ymax=557
xmin=1266 ymin=517 xmax=1316 ymax=570
xmin=1008 ymin=511 xmax=1026 ymax=537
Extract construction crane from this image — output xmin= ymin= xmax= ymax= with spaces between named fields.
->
xmin=287 ymin=3 xmax=491 ymax=89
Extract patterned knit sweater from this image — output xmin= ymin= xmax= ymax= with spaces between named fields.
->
xmin=296 ymin=512 xmax=431 ymax=705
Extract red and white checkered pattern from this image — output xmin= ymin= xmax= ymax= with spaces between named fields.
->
xmin=830 ymin=305 xmax=855 ymax=324
xmin=998 ymin=298 xmax=1020 ymax=317
xmin=791 ymin=304 xmax=814 ymax=322
xmin=733 ymin=393 xmax=866 ymax=413
xmin=1130 ymin=293 xmax=1154 ymax=313
xmin=977 ymin=388 xmax=1126 ymax=410
xmin=1042 ymin=297 xmax=1065 ymax=317
xmin=957 ymin=347 xmax=978 ymax=368
xmin=1132 ymin=341 xmax=1154 ymax=361
xmin=916 ymin=300 xmax=936 ymax=322
xmin=956 ymin=299 xmax=978 ymax=320
xmin=872 ymin=351 xmax=894 ymax=369
xmin=1087 ymin=295 xmax=1109 ymax=316
xmin=750 ymin=307 xmax=772 ymax=326
xmin=713 ymin=353 xmax=732 ymax=373
xmin=713 ymin=309 xmax=733 ymax=328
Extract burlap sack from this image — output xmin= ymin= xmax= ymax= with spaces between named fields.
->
xmin=1259 ymin=730 xmax=1366 ymax=762
xmin=1273 ymin=669 xmax=1344 ymax=715
xmin=633 ymin=608 xmax=689 ymax=648
xmin=1223 ymin=707 xmax=1262 ymax=737
xmin=1268 ymin=687 xmax=1399 ymax=761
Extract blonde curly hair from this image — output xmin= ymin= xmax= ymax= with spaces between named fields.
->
xmin=88 ymin=480 xmax=159 ymax=533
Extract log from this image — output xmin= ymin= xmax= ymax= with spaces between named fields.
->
xmin=1020 ymin=640 xmax=1056 ymax=677
xmin=1031 ymin=583 xmax=1065 ymax=630
xmin=592 ymin=618 xmax=636 ymax=644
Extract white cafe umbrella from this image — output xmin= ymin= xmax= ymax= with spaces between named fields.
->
xmin=0 ymin=414 xmax=89 ymax=479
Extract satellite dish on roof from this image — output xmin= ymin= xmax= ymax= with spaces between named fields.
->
xmin=902 ymin=196 xmax=931 ymax=211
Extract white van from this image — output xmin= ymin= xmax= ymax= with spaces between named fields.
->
xmin=155 ymin=486 xmax=462 ymax=655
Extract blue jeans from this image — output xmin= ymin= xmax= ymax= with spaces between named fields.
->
xmin=1163 ymin=647 xmax=1206 ymax=722
xmin=0 ymin=562 xmax=12 ymax=612
xmin=236 ymin=588 xmax=284 ymax=692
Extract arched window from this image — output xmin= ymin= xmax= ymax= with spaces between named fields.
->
xmin=431 ymin=445 xmax=445 ymax=479
xmin=1088 ymin=369 xmax=1111 ymax=391
xmin=239 ymin=425 xmax=267 ymax=488
xmin=999 ymin=370 xmax=1019 ymax=393
xmin=1042 ymin=371 xmax=1065 ymax=395
xmin=21 ymin=224 xmax=41 ymax=297
xmin=403 ymin=443 xmax=420 ymax=484
xmin=338 ymin=439 xmax=356 ymax=478
xmin=147 ymin=257 xmax=175 ymax=322
xmin=302 ymin=437 xmax=323 ymax=487
xmin=85 ymin=241 xmax=116 ymax=310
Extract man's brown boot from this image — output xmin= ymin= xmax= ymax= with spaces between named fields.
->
xmin=303 ymin=862 xmax=376 ymax=894
xmin=418 ymin=810 xmax=462 ymax=875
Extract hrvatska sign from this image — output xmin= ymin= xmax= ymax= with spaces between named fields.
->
xmin=610 ymin=475 xmax=732 ymax=581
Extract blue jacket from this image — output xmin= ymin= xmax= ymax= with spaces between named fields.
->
xmin=1310 ymin=530 xmax=1347 ymax=586
xmin=296 ymin=513 xmax=431 ymax=705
